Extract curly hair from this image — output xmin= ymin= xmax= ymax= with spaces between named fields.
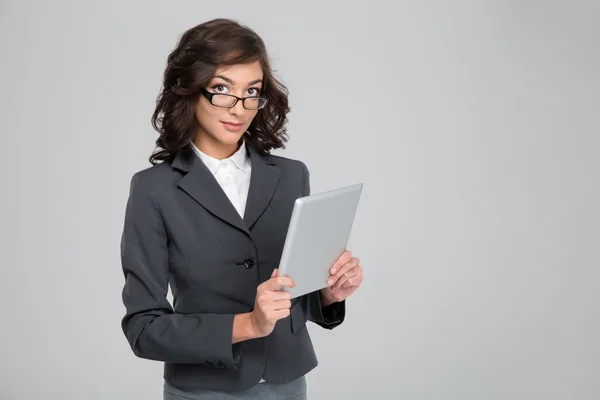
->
xmin=149 ymin=18 xmax=291 ymax=164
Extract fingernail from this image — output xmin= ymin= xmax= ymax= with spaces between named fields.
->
xmin=327 ymin=279 xmax=334 ymax=285
xmin=331 ymin=268 xmax=336 ymax=274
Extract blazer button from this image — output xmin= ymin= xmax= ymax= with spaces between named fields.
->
xmin=243 ymin=259 xmax=254 ymax=269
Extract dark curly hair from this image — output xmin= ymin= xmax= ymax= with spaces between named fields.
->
xmin=149 ymin=18 xmax=290 ymax=164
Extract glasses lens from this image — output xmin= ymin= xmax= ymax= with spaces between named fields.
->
xmin=244 ymin=97 xmax=268 ymax=110
xmin=212 ymin=94 xmax=237 ymax=107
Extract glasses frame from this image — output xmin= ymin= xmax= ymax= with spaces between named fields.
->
xmin=199 ymin=87 xmax=268 ymax=110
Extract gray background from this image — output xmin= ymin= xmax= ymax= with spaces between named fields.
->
xmin=1 ymin=0 xmax=599 ymax=399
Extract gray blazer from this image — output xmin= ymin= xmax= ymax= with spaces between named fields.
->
xmin=120 ymin=143 xmax=345 ymax=392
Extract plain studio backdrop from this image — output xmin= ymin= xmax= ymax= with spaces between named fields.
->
xmin=1 ymin=1 xmax=599 ymax=399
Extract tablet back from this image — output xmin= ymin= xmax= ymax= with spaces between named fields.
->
xmin=278 ymin=183 xmax=363 ymax=299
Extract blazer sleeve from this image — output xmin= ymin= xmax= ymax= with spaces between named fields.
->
xmin=120 ymin=172 xmax=240 ymax=369
xmin=299 ymin=161 xmax=346 ymax=329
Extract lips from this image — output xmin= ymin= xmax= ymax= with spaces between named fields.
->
xmin=221 ymin=121 xmax=244 ymax=132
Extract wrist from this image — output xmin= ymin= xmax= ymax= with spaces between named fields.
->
xmin=233 ymin=312 xmax=260 ymax=343
xmin=320 ymin=289 xmax=336 ymax=307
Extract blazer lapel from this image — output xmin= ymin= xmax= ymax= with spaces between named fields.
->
xmin=173 ymin=146 xmax=249 ymax=235
xmin=243 ymin=145 xmax=281 ymax=230
xmin=172 ymin=143 xmax=281 ymax=235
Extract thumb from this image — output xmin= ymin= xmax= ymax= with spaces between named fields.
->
xmin=271 ymin=268 xmax=278 ymax=278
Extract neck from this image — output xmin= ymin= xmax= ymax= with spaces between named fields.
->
xmin=193 ymin=133 xmax=240 ymax=160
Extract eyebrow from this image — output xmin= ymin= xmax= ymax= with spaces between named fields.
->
xmin=213 ymin=75 xmax=263 ymax=87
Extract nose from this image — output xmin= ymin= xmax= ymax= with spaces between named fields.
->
xmin=229 ymin=97 xmax=246 ymax=116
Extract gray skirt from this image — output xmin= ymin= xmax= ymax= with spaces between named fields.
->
xmin=163 ymin=375 xmax=307 ymax=400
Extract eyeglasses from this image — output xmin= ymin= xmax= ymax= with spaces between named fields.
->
xmin=200 ymin=87 xmax=268 ymax=110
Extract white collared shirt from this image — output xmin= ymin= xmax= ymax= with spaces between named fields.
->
xmin=191 ymin=140 xmax=252 ymax=218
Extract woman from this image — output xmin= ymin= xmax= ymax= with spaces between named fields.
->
xmin=120 ymin=18 xmax=363 ymax=400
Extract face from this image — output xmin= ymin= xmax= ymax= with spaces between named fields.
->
xmin=193 ymin=61 xmax=264 ymax=158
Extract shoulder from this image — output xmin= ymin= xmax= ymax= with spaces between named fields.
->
xmin=263 ymin=153 xmax=309 ymax=178
xmin=126 ymin=160 xmax=180 ymax=193
xmin=262 ymin=153 xmax=311 ymax=196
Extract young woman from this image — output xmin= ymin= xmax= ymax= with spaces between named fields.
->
xmin=119 ymin=18 xmax=363 ymax=400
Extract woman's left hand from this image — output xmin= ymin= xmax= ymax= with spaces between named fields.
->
xmin=320 ymin=250 xmax=363 ymax=305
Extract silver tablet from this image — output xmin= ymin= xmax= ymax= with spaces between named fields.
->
xmin=278 ymin=183 xmax=363 ymax=299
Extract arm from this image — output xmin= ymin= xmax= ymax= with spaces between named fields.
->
xmin=120 ymin=173 xmax=253 ymax=369
xmin=298 ymin=161 xmax=346 ymax=329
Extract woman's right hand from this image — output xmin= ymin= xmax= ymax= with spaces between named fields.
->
xmin=249 ymin=269 xmax=295 ymax=338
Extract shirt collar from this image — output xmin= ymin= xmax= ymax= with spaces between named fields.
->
xmin=229 ymin=140 xmax=251 ymax=172
xmin=191 ymin=140 xmax=251 ymax=175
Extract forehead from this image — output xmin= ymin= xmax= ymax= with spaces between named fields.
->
xmin=213 ymin=61 xmax=263 ymax=84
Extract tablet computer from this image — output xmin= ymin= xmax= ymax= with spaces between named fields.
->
xmin=278 ymin=183 xmax=363 ymax=299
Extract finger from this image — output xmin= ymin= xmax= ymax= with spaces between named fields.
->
xmin=327 ymin=258 xmax=355 ymax=286
xmin=330 ymin=251 xmax=354 ymax=274
xmin=257 ymin=289 xmax=292 ymax=304
xmin=259 ymin=275 xmax=293 ymax=291
xmin=272 ymin=290 xmax=292 ymax=301
xmin=341 ymin=267 xmax=363 ymax=289
xmin=342 ymin=276 xmax=362 ymax=289
xmin=262 ymin=305 xmax=291 ymax=318
xmin=264 ymin=276 xmax=295 ymax=291
xmin=332 ymin=268 xmax=360 ymax=291
xmin=327 ymin=257 xmax=359 ymax=287
xmin=330 ymin=251 xmax=353 ymax=274
xmin=272 ymin=308 xmax=291 ymax=320
xmin=272 ymin=299 xmax=292 ymax=311
xmin=271 ymin=268 xmax=278 ymax=279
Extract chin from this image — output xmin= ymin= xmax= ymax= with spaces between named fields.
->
xmin=201 ymin=124 xmax=247 ymax=147
xmin=217 ymin=133 xmax=245 ymax=146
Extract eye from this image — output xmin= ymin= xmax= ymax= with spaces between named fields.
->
xmin=247 ymin=87 xmax=261 ymax=96
xmin=211 ymin=84 xmax=228 ymax=93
